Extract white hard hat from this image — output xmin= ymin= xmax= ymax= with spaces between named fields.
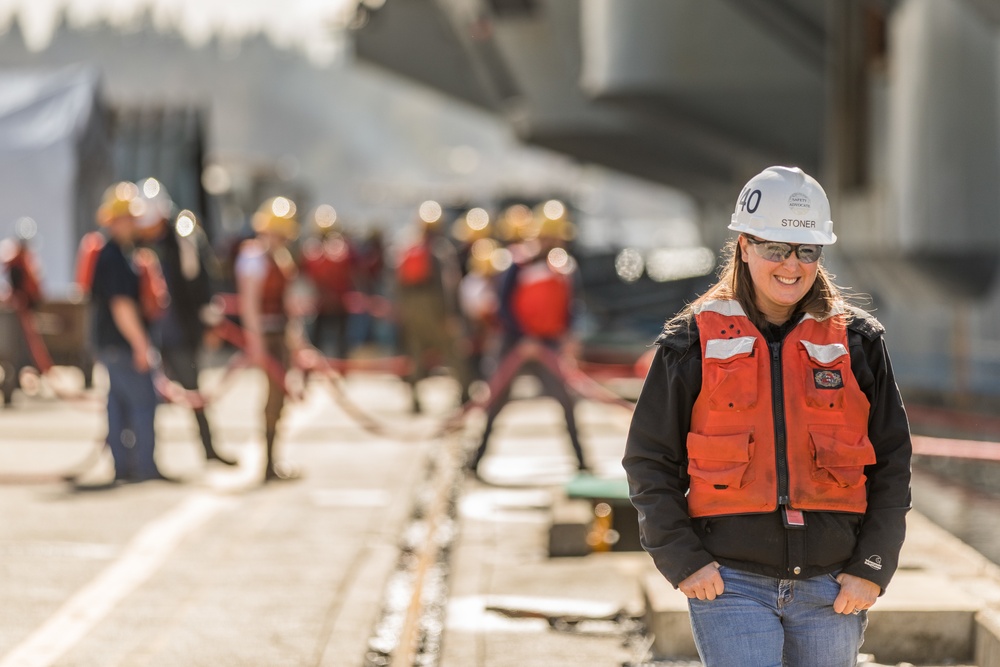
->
xmin=729 ymin=166 xmax=836 ymax=245
xmin=135 ymin=177 xmax=174 ymax=229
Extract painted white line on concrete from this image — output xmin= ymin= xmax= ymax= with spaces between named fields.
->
xmin=0 ymin=493 xmax=236 ymax=667
xmin=310 ymin=488 xmax=392 ymax=508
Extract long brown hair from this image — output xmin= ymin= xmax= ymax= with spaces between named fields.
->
xmin=664 ymin=236 xmax=858 ymax=335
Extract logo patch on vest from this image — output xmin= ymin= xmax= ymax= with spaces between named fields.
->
xmin=813 ymin=369 xmax=843 ymax=389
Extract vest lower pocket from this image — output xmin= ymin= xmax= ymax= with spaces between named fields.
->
xmin=808 ymin=427 xmax=876 ymax=488
xmin=687 ymin=431 xmax=755 ymax=490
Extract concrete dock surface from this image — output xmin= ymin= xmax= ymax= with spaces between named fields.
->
xmin=0 ymin=366 xmax=998 ymax=666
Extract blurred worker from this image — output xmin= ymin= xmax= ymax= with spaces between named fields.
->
xmin=299 ymin=204 xmax=357 ymax=360
xmin=89 ymin=182 xmax=167 ymax=483
xmin=1 ymin=218 xmax=44 ymax=310
xmin=466 ymin=200 xmax=589 ymax=476
xmin=495 ymin=203 xmax=533 ymax=252
xmin=457 ymin=237 xmax=502 ymax=382
xmin=450 ymin=206 xmax=494 ymax=276
xmin=393 ymin=200 xmax=472 ymax=413
xmin=353 ymin=226 xmax=387 ymax=348
xmin=235 ymin=196 xmax=304 ymax=482
xmin=622 ymin=167 xmax=912 ymax=666
xmin=136 ymin=177 xmax=236 ymax=467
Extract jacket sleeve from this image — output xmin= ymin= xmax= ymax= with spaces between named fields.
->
xmin=622 ymin=325 xmax=717 ymax=587
xmin=843 ymin=319 xmax=912 ymax=592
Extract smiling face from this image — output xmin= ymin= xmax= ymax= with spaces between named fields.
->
xmin=739 ymin=235 xmax=819 ymax=325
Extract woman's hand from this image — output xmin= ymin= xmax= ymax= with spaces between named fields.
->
xmin=678 ymin=561 xmax=725 ymax=600
xmin=834 ymin=573 xmax=880 ymax=615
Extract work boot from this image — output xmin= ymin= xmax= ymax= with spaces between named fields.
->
xmin=264 ymin=463 xmax=302 ymax=482
xmin=263 ymin=429 xmax=300 ymax=482
xmin=197 ymin=411 xmax=236 ymax=465
xmin=206 ymin=448 xmax=239 ymax=466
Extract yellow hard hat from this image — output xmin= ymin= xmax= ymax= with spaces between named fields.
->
xmin=310 ymin=203 xmax=339 ymax=236
xmin=496 ymin=204 xmax=533 ymax=242
xmin=466 ymin=238 xmax=500 ymax=276
xmin=415 ymin=199 xmax=445 ymax=234
xmin=96 ymin=181 xmax=145 ymax=227
xmin=532 ymin=199 xmax=574 ymax=241
xmin=451 ymin=207 xmax=492 ymax=243
xmin=253 ymin=196 xmax=299 ymax=240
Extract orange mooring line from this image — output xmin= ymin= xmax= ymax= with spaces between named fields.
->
xmin=911 ymin=435 xmax=1000 ymax=462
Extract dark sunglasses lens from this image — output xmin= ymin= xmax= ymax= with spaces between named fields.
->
xmin=758 ymin=243 xmax=792 ymax=262
xmin=750 ymin=240 xmax=823 ymax=263
xmin=795 ymin=245 xmax=822 ymax=263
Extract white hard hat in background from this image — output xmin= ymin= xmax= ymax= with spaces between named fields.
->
xmin=729 ymin=166 xmax=836 ymax=245
xmin=135 ymin=177 xmax=174 ymax=229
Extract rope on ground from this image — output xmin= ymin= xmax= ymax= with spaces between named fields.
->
xmin=306 ymin=338 xmax=638 ymax=442
xmin=12 ymin=293 xmax=638 ymax=445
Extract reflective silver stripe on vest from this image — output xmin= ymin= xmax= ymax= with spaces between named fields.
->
xmin=705 ymin=336 xmax=756 ymax=360
xmin=694 ymin=299 xmax=748 ymax=317
xmin=801 ymin=340 xmax=848 ymax=364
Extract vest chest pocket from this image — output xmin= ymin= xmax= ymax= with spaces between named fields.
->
xmin=687 ymin=431 xmax=755 ymax=490
xmin=809 ymin=427 xmax=877 ymax=488
xmin=703 ymin=337 xmax=758 ymax=410
xmin=800 ymin=340 xmax=849 ymax=410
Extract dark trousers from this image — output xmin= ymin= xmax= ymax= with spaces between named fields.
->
xmin=310 ymin=311 xmax=351 ymax=359
xmin=160 ymin=343 xmax=214 ymax=457
xmin=471 ymin=359 xmax=586 ymax=470
xmin=263 ymin=332 xmax=289 ymax=463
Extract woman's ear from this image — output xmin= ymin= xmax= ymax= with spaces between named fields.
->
xmin=738 ymin=237 xmax=749 ymax=263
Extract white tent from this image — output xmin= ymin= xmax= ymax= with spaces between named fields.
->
xmin=0 ymin=64 xmax=111 ymax=298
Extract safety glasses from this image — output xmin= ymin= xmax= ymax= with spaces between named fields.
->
xmin=744 ymin=236 xmax=823 ymax=264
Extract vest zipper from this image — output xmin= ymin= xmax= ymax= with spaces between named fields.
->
xmin=769 ymin=340 xmax=790 ymax=506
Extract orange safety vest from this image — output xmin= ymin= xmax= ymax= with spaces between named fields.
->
xmin=395 ymin=241 xmax=433 ymax=287
xmin=134 ymin=247 xmax=170 ymax=322
xmin=4 ymin=244 xmax=43 ymax=308
xmin=686 ymin=300 xmax=875 ymax=518
xmin=260 ymin=248 xmax=296 ymax=318
xmin=511 ymin=260 xmax=571 ymax=339
xmin=74 ymin=231 xmax=106 ymax=295
xmin=301 ymin=237 xmax=353 ymax=310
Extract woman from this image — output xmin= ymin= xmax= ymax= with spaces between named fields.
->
xmin=236 ymin=196 xmax=304 ymax=482
xmin=623 ymin=166 xmax=911 ymax=666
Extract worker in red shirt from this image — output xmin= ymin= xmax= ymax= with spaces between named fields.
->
xmin=299 ymin=204 xmax=357 ymax=360
xmin=466 ymin=200 xmax=589 ymax=478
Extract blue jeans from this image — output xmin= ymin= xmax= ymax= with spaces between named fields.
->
xmin=688 ymin=566 xmax=867 ymax=667
xmin=98 ymin=348 xmax=159 ymax=480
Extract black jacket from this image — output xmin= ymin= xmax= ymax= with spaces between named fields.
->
xmin=622 ymin=307 xmax=912 ymax=592
xmin=150 ymin=226 xmax=216 ymax=348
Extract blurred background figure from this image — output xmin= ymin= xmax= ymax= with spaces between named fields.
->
xmin=136 ymin=177 xmax=236 ymax=468
xmin=457 ymin=237 xmax=502 ymax=383
xmin=495 ymin=203 xmax=533 ymax=255
xmin=352 ymin=225 xmax=388 ymax=351
xmin=299 ymin=203 xmax=357 ymax=360
xmin=450 ymin=206 xmax=493 ymax=278
xmin=1 ymin=218 xmax=44 ymax=311
xmin=393 ymin=200 xmax=471 ymax=413
xmin=467 ymin=200 xmax=589 ymax=477
xmin=89 ymin=182 xmax=166 ymax=484
xmin=235 ymin=195 xmax=304 ymax=482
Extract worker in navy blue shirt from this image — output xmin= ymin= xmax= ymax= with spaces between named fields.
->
xmin=90 ymin=182 xmax=167 ymax=484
